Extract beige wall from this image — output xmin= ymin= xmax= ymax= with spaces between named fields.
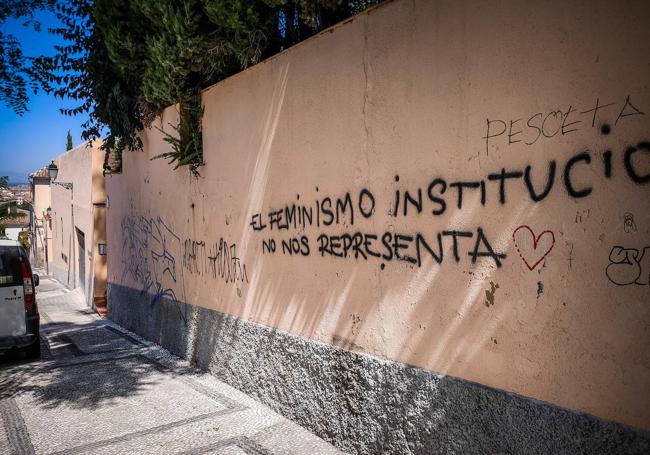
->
xmin=31 ymin=179 xmax=51 ymax=267
xmin=32 ymin=180 xmax=50 ymax=219
xmin=50 ymin=141 xmax=107 ymax=308
xmin=91 ymin=143 xmax=107 ymax=308
xmin=107 ymin=0 xmax=650 ymax=431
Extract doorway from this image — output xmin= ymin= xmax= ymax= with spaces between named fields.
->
xmin=76 ymin=228 xmax=85 ymax=291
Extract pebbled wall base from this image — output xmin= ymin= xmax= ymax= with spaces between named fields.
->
xmin=108 ymin=283 xmax=650 ymax=454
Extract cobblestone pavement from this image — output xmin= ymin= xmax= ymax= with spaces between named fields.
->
xmin=0 ymin=274 xmax=344 ymax=455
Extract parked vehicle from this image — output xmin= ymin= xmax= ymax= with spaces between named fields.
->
xmin=0 ymin=239 xmax=40 ymax=359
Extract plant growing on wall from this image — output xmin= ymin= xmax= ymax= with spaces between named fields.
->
xmin=31 ymin=0 xmax=383 ymax=174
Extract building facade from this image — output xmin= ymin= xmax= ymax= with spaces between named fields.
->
xmin=49 ymin=141 xmax=108 ymax=314
xmin=3 ymin=222 xmax=28 ymax=241
xmin=0 ymin=205 xmax=29 ymax=242
xmin=29 ymin=168 xmax=52 ymax=270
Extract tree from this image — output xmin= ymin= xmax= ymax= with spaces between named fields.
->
xmin=18 ymin=229 xmax=31 ymax=252
xmin=0 ymin=0 xmax=55 ymax=114
xmin=66 ymin=129 xmax=73 ymax=150
xmin=0 ymin=201 xmax=22 ymax=239
xmin=34 ymin=0 xmax=383 ymax=173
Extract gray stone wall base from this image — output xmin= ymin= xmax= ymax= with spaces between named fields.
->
xmin=107 ymin=283 xmax=650 ymax=454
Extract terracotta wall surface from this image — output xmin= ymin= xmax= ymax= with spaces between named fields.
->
xmin=32 ymin=180 xmax=50 ymax=222
xmin=106 ymin=0 xmax=650 ymax=431
xmin=50 ymin=141 xmax=107 ymax=307
xmin=91 ymin=143 xmax=107 ymax=206
xmin=90 ymin=144 xmax=107 ymax=304
xmin=92 ymin=206 xmax=107 ymax=302
xmin=31 ymin=180 xmax=51 ymax=267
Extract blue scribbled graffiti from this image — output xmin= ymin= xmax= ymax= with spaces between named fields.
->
xmin=121 ymin=216 xmax=186 ymax=323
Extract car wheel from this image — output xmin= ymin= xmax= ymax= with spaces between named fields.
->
xmin=24 ymin=337 xmax=41 ymax=360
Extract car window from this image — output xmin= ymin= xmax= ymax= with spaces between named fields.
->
xmin=0 ymin=246 xmax=23 ymax=287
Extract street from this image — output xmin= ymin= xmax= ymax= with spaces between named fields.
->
xmin=0 ymin=274 xmax=342 ymax=455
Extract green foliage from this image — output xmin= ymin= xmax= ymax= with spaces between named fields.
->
xmin=18 ymin=230 xmax=30 ymax=250
xmin=18 ymin=229 xmax=30 ymax=252
xmin=0 ymin=201 xmax=21 ymax=219
xmin=0 ymin=0 xmax=55 ymax=114
xmin=154 ymin=93 xmax=204 ymax=175
xmin=66 ymin=129 xmax=73 ymax=150
xmin=0 ymin=201 xmax=23 ymax=239
xmin=348 ymin=0 xmax=381 ymax=14
xmin=34 ymin=0 xmax=384 ymax=173
xmin=31 ymin=0 xmax=140 ymax=172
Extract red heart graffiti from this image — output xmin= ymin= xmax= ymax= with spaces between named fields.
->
xmin=512 ymin=225 xmax=555 ymax=271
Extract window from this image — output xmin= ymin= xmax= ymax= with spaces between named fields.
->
xmin=0 ymin=246 xmax=23 ymax=287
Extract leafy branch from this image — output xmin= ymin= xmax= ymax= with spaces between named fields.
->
xmin=25 ymin=0 xmax=384 ymax=173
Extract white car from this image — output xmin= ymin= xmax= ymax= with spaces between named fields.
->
xmin=0 ymin=239 xmax=40 ymax=359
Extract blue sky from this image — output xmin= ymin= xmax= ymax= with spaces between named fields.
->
xmin=0 ymin=11 xmax=89 ymax=183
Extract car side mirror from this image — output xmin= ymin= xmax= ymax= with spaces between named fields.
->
xmin=33 ymin=274 xmax=40 ymax=287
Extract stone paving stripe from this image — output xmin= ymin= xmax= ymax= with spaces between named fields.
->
xmin=181 ymin=436 xmax=274 ymax=455
xmin=42 ymin=351 xmax=149 ymax=370
xmin=43 ymin=354 xmax=244 ymax=411
xmin=42 ymin=324 xmax=111 ymax=341
xmin=174 ymin=374 xmax=241 ymax=410
xmin=44 ymin=326 xmax=139 ymax=359
xmin=50 ymin=333 xmax=85 ymax=356
xmin=137 ymin=356 xmax=242 ymax=410
xmin=0 ymin=398 xmax=36 ymax=455
xmin=135 ymin=354 xmax=244 ymax=410
xmin=39 ymin=310 xmax=53 ymax=324
xmin=40 ymin=334 xmax=53 ymax=361
xmin=102 ymin=324 xmax=145 ymax=345
xmin=41 ymin=322 xmax=87 ymax=333
xmin=49 ymin=408 xmax=244 ymax=455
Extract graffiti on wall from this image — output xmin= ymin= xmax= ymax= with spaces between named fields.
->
xmin=624 ymin=213 xmax=637 ymax=234
xmin=250 ymin=187 xmax=507 ymax=268
xmin=118 ymin=94 xmax=647 ymax=301
xmin=120 ymin=214 xmax=248 ymax=315
xmin=182 ymin=238 xmax=248 ymax=284
xmin=606 ymin=246 xmax=650 ymax=286
xmin=512 ymin=226 xmax=555 ymax=271
xmin=483 ymin=95 xmax=644 ymax=154
xmin=248 ymin=146 xmax=647 ymax=270
xmin=248 ymin=94 xmax=648 ymax=278
xmin=120 ymin=216 xmax=186 ymax=322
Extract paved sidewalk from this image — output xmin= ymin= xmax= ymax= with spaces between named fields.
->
xmin=0 ymin=274 xmax=343 ymax=455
